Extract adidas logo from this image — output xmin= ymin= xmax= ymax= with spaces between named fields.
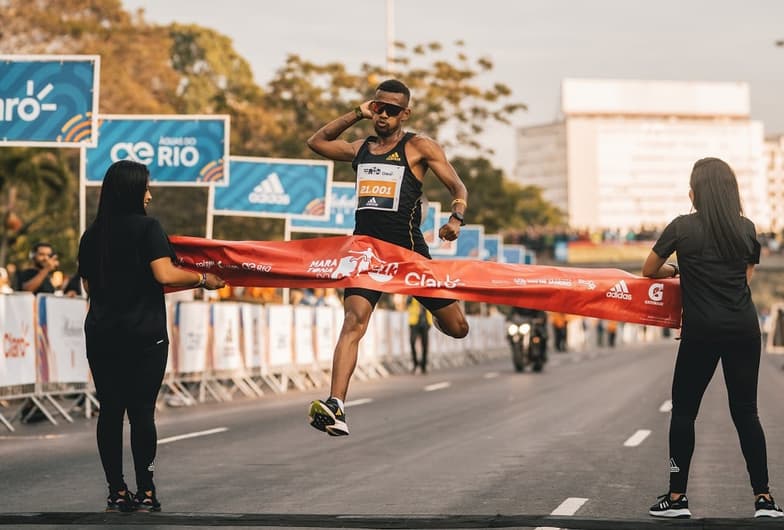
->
xmin=385 ymin=152 xmax=401 ymax=161
xmin=606 ymin=279 xmax=632 ymax=300
xmin=248 ymin=172 xmax=291 ymax=205
xmin=366 ymin=197 xmax=378 ymax=206
xmin=670 ymin=458 xmax=680 ymax=473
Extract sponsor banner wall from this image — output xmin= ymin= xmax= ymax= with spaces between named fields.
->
xmin=211 ymin=302 xmax=243 ymax=372
xmin=0 ymin=55 xmax=100 ymax=146
xmin=175 ymin=301 xmax=210 ymax=374
xmin=0 ymin=294 xmax=36 ymax=387
xmin=289 ymin=182 xmax=355 ymax=234
xmin=454 ymin=224 xmax=485 ymax=259
xmin=422 ymin=203 xmax=441 ymax=251
xmin=84 ymin=115 xmax=229 ymax=186
xmin=171 ymin=235 xmax=682 ymax=328
xmin=483 ymin=234 xmax=502 ymax=261
xmin=37 ymin=295 xmax=88 ymax=384
xmin=214 ymin=157 xmax=332 ymax=219
xmin=267 ymin=304 xmax=293 ymax=368
xmin=502 ymin=245 xmax=525 ymax=264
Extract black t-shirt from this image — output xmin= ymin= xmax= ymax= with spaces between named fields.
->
xmin=653 ymin=213 xmax=760 ymax=340
xmin=14 ymin=267 xmax=55 ymax=294
xmin=78 ymin=215 xmax=175 ymax=349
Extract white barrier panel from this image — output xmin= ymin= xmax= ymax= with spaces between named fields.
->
xmin=0 ymin=294 xmax=36 ymax=387
xmin=359 ymin=310 xmax=378 ymax=360
xmin=240 ymin=304 xmax=266 ymax=369
xmin=374 ymin=309 xmax=390 ymax=359
xmin=211 ymin=302 xmax=243 ymax=372
xmin=314 ymin=306 xmax=335 ymax=363
xmin=165 ymin=300 xmax=175 ymax=374
xmin=267 ymin=304 xmax=293 ymax=368
xmin=37 ymin=295 xmax=89 ymax=384
xmin=293 ymin=306 xmax=315 ymax=365
xmin=388 ymin=311 xmax=406 ymax=359
xmin=176 ymin=301 xmax=210 ymax=374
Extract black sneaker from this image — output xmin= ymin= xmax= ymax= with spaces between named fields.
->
xmin=106 ymin=488 xmax=135 ymax=513
xmin=308 ymin=398 xmax=349 ymax=436
xmin=755 ymin=495 xmax=784 ymax=518
xmin=649 ymin=493 xmax=691 ymax=518
xmin=134 ymin=489 xmax=162 ymax=512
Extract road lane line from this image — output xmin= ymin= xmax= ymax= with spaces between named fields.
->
xmin=158 ymin=427 xmax=228 ymax=445
xmin=659 ymin=400 xmax=672 ymax=412
xmin=623 ymin=429 xmax=652 ymax=447
xmin=483 ymin=372 xmax=500 ymax=379
xmin=345 ymin=398 xmax=373 ymax=407
xmin=424 ymin=381 xmax=451 ymax=392
xmin=536 ymin=496 xmax=589 ymax=530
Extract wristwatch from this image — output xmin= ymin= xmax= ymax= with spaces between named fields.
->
xmin=449 ymin=211 xmax=465 ymax=226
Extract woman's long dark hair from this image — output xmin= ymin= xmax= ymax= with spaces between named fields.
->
xmin=91 ymin=160 xmax=149 ymax=287
xmin=689 ymin=157 xmax=749 ymax=260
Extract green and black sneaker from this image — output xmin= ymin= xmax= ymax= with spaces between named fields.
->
xmin=308 ymin=397 xmax=349 ymax=436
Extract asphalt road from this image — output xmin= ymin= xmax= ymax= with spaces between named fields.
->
xmin=1 ymin=339 xmax=783 ymax=529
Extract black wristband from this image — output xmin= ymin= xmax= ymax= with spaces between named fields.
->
xmin=669 ymin=263 xmax=679 ymax=277
xmin=353 ymin=106 xmax=363 ymax=120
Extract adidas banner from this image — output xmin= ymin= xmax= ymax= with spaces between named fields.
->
xmin=170 ymin=234 xmax=682 ymax=328
xmin=84 ymin=115 xmax=229 ymax=186
xmin=0 ymin=55 xmax=100 ymax=147
xmin=214 ymin=156 xmax=333 ymax=219
xmin=289 ymin=182 xmax=356 ymax=234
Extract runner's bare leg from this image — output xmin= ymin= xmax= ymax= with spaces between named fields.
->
xmin=329 ymin=295 xmax=374 ymax=400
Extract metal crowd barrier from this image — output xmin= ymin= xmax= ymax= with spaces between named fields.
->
xmin=0 ymin=293 xmax=508 ymax=431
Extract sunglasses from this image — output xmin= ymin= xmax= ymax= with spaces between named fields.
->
xmin=369 ymin=101 xmax=406 ymax=117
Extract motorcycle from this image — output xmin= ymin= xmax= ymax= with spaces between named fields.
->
xmin=507 ymin=314 xmax=548 ymax=372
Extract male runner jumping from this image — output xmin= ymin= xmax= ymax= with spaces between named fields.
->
xmin=306 ymin=79 xmax=470 ymax=435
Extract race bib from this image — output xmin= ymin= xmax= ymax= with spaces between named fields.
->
xmin=356 ymin=163 xmax=404 ymax=211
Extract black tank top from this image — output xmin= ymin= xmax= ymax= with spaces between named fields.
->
xmin=351 ymin=132 xmax=430 ymax=257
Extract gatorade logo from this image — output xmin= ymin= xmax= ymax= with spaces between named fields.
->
xmin=645 ymin=283 xmax=664 ymax=306
xmin=0 ymin=80 xmax=58 ymax=122
xmin=248 ymin=172 xmax=291 ymax=205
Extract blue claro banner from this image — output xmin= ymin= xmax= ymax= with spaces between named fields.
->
xmin=213 ymin=156 xmax=333 ymax=219
xmin=0 ymin=55 xmax=100 ymax=147
xmin=84 ymin=115 xmax=229 ymax=186
xmin=289 ymin=182 xmax=356 ymax=234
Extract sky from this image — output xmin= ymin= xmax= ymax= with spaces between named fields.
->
xmin=121 ymin=0 xmax=784 ymax=175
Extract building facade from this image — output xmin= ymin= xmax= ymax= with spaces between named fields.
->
xmin=764 ymin=135 xmax=784 ymax=233
xmin=514 ymin=79 xmax=770 ymax=231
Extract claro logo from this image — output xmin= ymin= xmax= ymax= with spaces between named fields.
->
xmin=0 ymin=80 xmax=58 ymax=122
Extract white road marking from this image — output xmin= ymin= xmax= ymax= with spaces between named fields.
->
xmin=157 ymin=427 xmax=228 ymax=445
xmin=424 ymin=381 xmax=451 ymax=392
xmin=0 ymin=434 xmax=66 ymax=440
xmin=535 ymin=496 xmax=589 ymax=530
xmin=483 ymin=372 xmax=500 ymax=379
xmin=623 ymin=429 xmax=652 ymax=447
xmin=345 ymin=398 xmax=373 ymax=407
xmin=659 ymin=400 xmax=673 ymax=412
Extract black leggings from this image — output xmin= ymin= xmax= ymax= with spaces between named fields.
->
xmin=669 ymin=335 xmax=769 ymax=495
xmin=88 ymin=343 xmax=167 ymax=492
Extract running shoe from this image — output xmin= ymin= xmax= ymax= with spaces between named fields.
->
xmin=649 ymin=493 xmax=691 ymax=518
xmin=755 ymin=495 xmax=784 ymax=518
xmin=105 ymin=487 xmax=135 ymax=513
xmin=308 ymin=397 xmax=349 ymax=436
xmin=133 ymin=489 xmax=162 ymax=512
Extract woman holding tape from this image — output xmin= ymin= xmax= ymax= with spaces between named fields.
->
xmin=643 ymin=157 xmax=782 ymax=519
xmin=78 ymin=160 xmax=224 ymax=512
